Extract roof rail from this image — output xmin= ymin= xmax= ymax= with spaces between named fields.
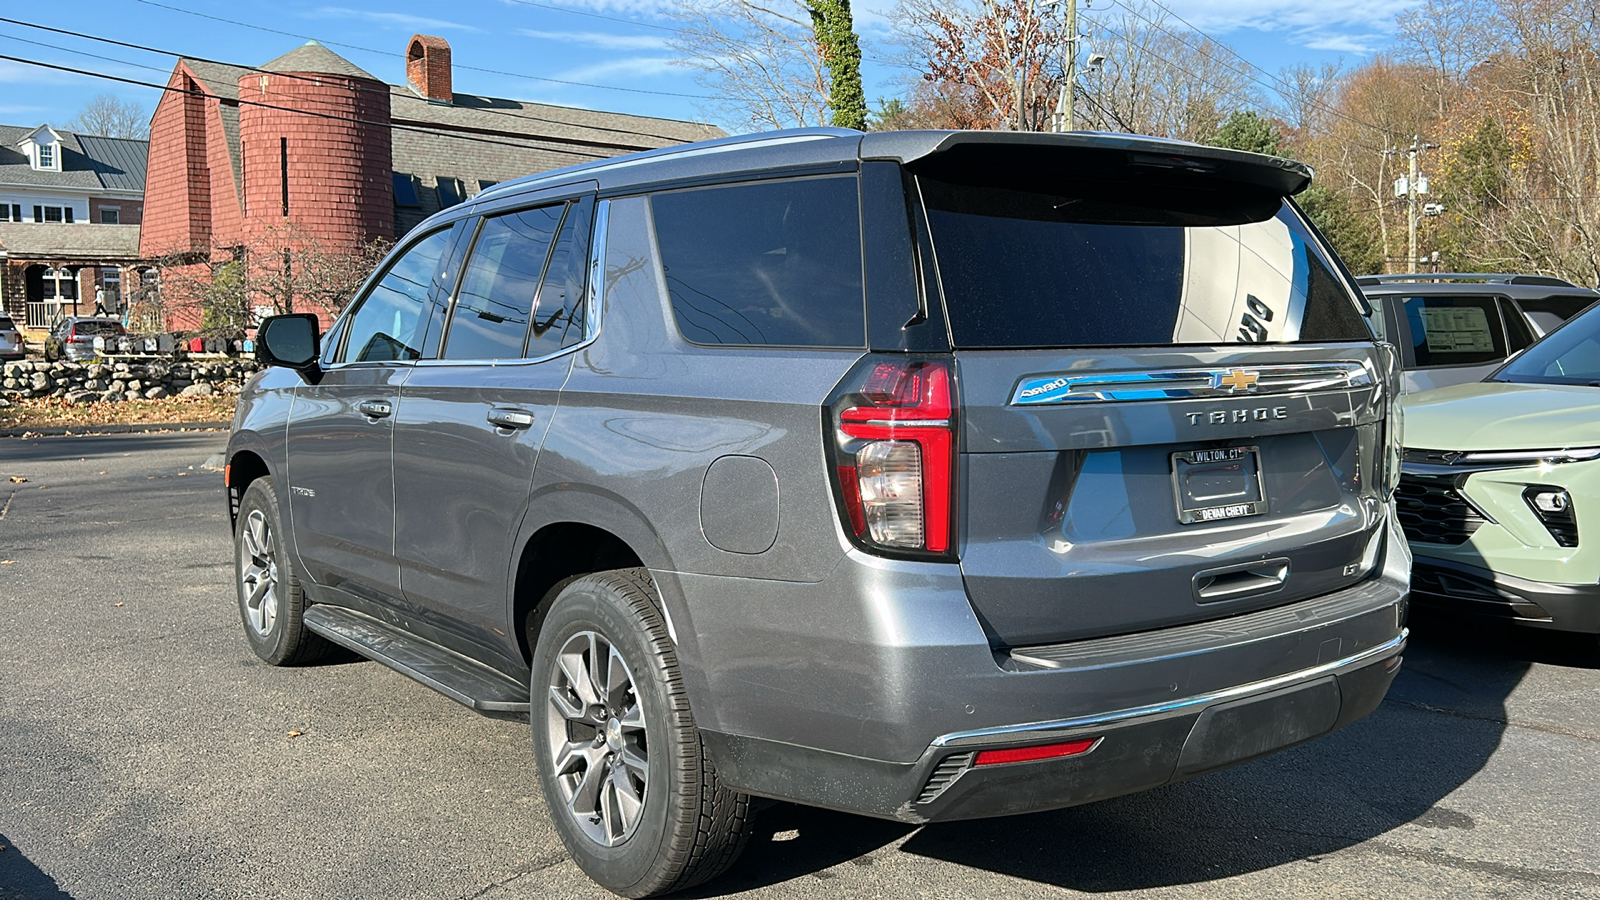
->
xmin=1355 ymin=273 xmax=1581 ymax=288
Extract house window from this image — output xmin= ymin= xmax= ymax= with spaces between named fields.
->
xmin=437 ymin=177 xmax=462 ymax=208
xmin=43 ymin=267 xmax=77 ymax=301
xmin=0 ymin=205 xmax=11 ymax=222
xmin=476 ymin=179 xmax=498 ymax=195
xmin=38 ymin=143 xmax=54 ymax=169
xmin=42 ymin=207 xmax=62 ymax=223
xmin=393 ymin=173 xmax=420 ymax=208
xmin=100 ymin=208 xmax=120 ymax=224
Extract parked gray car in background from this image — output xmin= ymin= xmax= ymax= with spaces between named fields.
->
xmin=229 ymin=128 xmax=1411 ymax=897
xmin=1358 ymin=273 xmax=1599 ymax=393
xmin=0 ymin=314 xmax=23 ymax=361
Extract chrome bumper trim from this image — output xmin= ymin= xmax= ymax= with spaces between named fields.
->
xmin=932 ymin=629 xmax=1408 ymax=749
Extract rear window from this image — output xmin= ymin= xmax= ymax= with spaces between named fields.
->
xmin=71 ymin=321 xmax=123 ymax=336
xmin=0 ymin=317 xmax=14 ymax=330
xmin=1401 ymin=296 xmax=1506 ymax=367
xmin=651 ymin=176 xmax=865 ymax=348
xmin=919 ymin=179 xmax=1369 ymax=349
xmin=1517 ymin=295 xmax=1597 ymax=335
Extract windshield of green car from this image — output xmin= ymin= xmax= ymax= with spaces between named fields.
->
xmin=1493 ymin=302 xmax=1600 ymax=386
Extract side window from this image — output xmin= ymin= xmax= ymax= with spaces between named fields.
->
xmin=528 ymin=198 xmax=594 ymax=358
xmin=651 ymin=176 xmax=865 ymax=348
xmin=1517 ymin=295 xmax=1598 ymax=335
xmin=445 ymin=204 xmax=565 ymax=360
xmin=1402 ymin=295 xmax=1507 ymax=367
xmin=338 ymin=228 xmax=452 ymax=363
xmin=1499 ymin=298 xmax=1536 ymax=352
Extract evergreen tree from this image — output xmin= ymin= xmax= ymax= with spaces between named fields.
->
xmin=1210 ymin=110 xmax=1282 ymax=156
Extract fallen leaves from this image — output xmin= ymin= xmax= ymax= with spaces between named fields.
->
xmin=7 ymin=476 xmax=25 ymax=483
xmin=1 ymin=560 xmax=15 ymax=565
xmin=112 ymin=601 xmax=124 ymax=607
xmin=0 ymin=395 xmax=237 ymax=431
xmin=287 ymin=729 xmax=305 ymax=739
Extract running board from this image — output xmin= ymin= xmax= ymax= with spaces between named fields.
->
xmin=303 ymin=605 xmax=530 ymax=716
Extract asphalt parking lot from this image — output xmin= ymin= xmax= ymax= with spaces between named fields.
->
xmin=4 ymin=431 xmax=1600 ymax=899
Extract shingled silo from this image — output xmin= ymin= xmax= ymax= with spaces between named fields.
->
xmin=236 ymin=41 xmax=394 ymax=253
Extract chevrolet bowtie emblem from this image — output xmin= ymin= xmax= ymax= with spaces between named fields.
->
xmin=1216 ymin=369 xmax=1261 ymax=393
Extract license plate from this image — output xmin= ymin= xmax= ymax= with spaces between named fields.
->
xmin=1172 ymin=446 xmax=1267 ymax=525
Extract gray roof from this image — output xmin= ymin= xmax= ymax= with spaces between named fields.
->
xmin=175 ymin=46 xmax=723 ymax=237
xmin=262 ymin=42 xmax=378 ymax=81
xmin=0 ymin=125 xmax=148 ymax=193
xmin=0 ymin=223 xmax=143 ymax=261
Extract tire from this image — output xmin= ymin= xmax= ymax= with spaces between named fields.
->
xmin=531 ymin=569 xmax=751 ymax=897
xmin=234 ymin=477 xmax=329 ymax=666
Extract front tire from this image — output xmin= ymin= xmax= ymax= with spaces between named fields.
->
xmin=531 ymin=569 xmax=751 ymax=897
xmin=234 ymin=477 xmax=328 ymax=666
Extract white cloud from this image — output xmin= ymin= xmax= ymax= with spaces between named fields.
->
xmin=1302 ymin=31 xmax=1384 ymax=53
xmin=518 ymin=29 xmax=670 ymax=50
xmin=1127 ymin=0 xmax=1418 ymax=50
xmin=555 ymin=56 xmax=681 ymax=81
xmin=305 ymin=7 xmax=479 ymax=32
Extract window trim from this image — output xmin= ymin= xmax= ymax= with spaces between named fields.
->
xmin=416 ymin=197 xmax=609 ymax=369
xmin=327 ymin=225 xmax=456 ymax=368
xmin=435 ymin=202 xmax=569 ymax=362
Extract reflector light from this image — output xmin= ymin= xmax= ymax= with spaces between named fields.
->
xmin=973 ymin=738 xmax=1100 ymax=766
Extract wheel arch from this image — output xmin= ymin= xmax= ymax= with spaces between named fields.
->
xmin=224 ymin=444 xmax=273 ymax=530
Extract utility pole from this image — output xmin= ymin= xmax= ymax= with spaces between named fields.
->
xmin=1386 ymin=136 xmax=1437 ymax=273
xmin=1050 ymin=0 xmax=1080 ymax=132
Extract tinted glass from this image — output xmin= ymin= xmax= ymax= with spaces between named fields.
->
xmin=446 ymin=204 xmax=564 ymax=360
xmin=527 ymin=200 xmax=593 ymax=358
xmin=1517 ymin=295 xmax=1597 ymax=335
xmin=1495 ymin=304 xmax=1600 ymax=385
xmin=1500 ymin=298 xmax=1536 ymax=352
xmin=393 ymin=174 xmax=420 ymax=208
xmin=652 ymin=177 xmax=865 ymax=348
xmin=920 ymin=181 xmax=1368 ymax=348
xmin=340 ymin=228 xmax=451 ymax=363
xmin=438 ymin=178 xmax=463 ymax=208
xmin=1401 ymin=295 xmax=1506 ymax=367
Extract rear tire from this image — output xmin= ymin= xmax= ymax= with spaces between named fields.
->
xmin=531 ymin=569 xmax=751 ymax=897
xmin=234 ymin=477 xmax=329 ymax=666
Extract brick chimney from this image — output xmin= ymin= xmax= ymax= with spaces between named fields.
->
xmin=406 ymin=35 xmax=452 ymax=102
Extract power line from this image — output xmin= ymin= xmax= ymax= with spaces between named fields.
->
xmin=1087 ymin=0 xmax=1390 ymax=136
xmin=128 ymin=0 xmax=712 ymax=100
xmin=0 ymin=52 xmax=625 ymax=160
xmin=0 ymin=16 xmax=709 ymax=145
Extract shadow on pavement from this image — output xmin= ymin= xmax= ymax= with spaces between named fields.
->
xmin=709 ymin=610 xmax=1556 ymax=893
xmin=0 ymin=834 xmax=73 ymax=899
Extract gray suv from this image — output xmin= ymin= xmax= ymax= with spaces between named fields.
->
xmin=229 ymin=128 xmax=1411 ymax=897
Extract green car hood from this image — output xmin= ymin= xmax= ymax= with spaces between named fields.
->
xmin=1404 ymin=381 xmax=1600 ymax=451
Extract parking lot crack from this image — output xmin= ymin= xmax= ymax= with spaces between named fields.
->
xmin=1367 ymin=840 xmax=1600 ymax=888
xmin=1385 ymin=697 xmax=1600 ymax=742
xmin=455 ymin=853 xmax=571 ymax=899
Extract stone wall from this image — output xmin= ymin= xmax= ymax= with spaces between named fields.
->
xmin=0 ymin=359 xmax=259 ymax=403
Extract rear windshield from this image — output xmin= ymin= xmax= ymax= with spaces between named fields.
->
xmin=71 ymin=321 xmax=123 ymax=336
xmin=919 ymin=178 xmax=1369 ymax=349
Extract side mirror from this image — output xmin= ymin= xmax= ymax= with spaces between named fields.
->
xmin=257 ymin=314 xmax=322 ymax=383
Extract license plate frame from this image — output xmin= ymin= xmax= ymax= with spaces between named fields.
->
xmin=1171 ymin=446 xmax=1267 ymax=525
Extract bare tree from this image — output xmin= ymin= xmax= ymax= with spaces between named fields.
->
xmin=1075 ymin=1 xmax=1257 ymax=141
xmin=671 ymin=0 xmax=831 ymax=132
xmin=64 ymin=94 xmax=149 ymax=139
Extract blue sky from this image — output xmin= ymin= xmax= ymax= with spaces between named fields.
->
xmin=0 ymin=0 xmax=1416 ymax=133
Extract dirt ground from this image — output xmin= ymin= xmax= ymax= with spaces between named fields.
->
xmin=0 ymin=395 xmax=237 ymax=432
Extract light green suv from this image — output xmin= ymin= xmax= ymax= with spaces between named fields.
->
xmin=1401 ymin=300 xmax=1600 ymax=636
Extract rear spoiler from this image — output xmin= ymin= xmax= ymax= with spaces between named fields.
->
xmin=861 ymin=130 xmax=1313 ymax=198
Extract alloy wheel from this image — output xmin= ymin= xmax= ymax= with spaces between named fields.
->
xmin=239 ymin=509 xmax=280 ymax=636
xmin=545 ymin=630 xmax=649 ymax=847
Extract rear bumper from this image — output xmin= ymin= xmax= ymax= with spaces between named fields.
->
xmin=703 ymin=631 xmax=1403 ymax=823
xmin=1411 ymin=556 xmax=1600 ymax=633
xmin=667 ymin=514 xmax=1410 ymax=822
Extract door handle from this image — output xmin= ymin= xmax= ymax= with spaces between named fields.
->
xmin=487 ymin=408 xmax=535 ymax=430
xmin=358 ymin=400 xmax=393 ymax=419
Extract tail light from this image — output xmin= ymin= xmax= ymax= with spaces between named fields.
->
xmin=1376 ymin=344 xmax=1403 ymax=499
xmin=826 ymin=356 xmax=957 ymax=558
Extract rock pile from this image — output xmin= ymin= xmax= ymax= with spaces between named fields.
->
xmin=0 ymin=359 xmax=261 ymax=403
